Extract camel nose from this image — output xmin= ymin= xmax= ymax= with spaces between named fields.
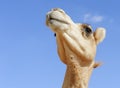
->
xmin=51 ymin=8 xmax=61 ymax=11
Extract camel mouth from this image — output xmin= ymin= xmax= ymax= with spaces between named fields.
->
xmin=49 ymin=17 xmax=69 ymax=24
xmin=46 ymin=13 xmax=69 ymax=26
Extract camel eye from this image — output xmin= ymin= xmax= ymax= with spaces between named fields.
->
xmin=85 ymin=27 xmax=92 ymax=34
xmin=82 ymin=24 xmax=92 ymax=34
xmin=81 ymin=24 xmax=92 ymax=37
xmin=84 ymin=27 xmax=92 ymax=37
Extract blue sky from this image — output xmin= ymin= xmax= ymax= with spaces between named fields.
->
xmin=0 ymin=0 xmax=120 ymax=88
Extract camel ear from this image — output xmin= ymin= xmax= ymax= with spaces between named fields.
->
xmin=94 ymin=28 xmax=106 ymax=45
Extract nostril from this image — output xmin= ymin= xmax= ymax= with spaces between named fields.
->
xmin=51 ymin=8 xmax=59 ymax=11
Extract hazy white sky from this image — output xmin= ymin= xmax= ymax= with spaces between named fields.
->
xmin=0 ymin=0 xmax=120 ymax=88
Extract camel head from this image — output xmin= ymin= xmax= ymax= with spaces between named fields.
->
xmin=46 ymin=8 xmax=106 ymax=65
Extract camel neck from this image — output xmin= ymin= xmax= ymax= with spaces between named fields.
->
xmin=62 ymin=63 xmax=94 ymax=88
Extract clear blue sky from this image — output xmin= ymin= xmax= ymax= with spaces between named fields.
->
xmin=0 ymin=0 xmax=119 ymax=88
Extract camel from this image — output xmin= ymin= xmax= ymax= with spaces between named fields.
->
xmin=46 ymin=8 xmax=106 ymax=88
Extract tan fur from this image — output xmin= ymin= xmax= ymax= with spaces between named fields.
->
xmin=46 ymin=8 xmax=106 ymax=88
